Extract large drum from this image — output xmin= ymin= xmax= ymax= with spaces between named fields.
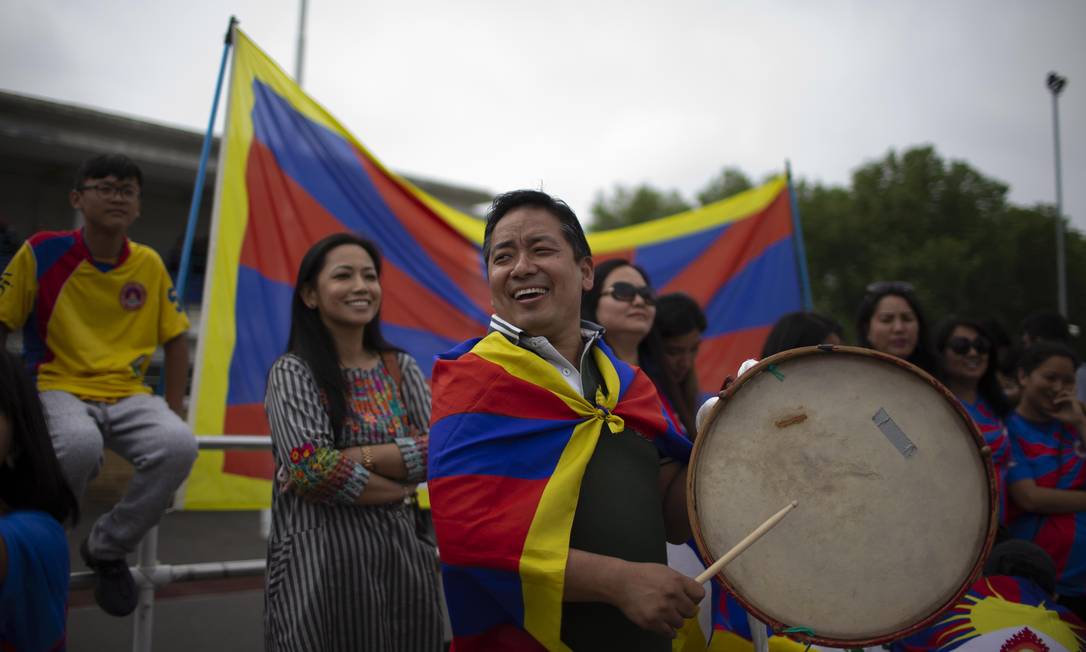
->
xmin=688 ymin=345 xmax=997 ymax=648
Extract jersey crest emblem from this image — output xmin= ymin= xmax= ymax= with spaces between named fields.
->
xmin=120 ymin=282 xmax=147 ymax=311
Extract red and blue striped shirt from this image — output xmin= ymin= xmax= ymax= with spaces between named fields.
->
xmin=1006 ymin=413 xmax=1086 ymax=597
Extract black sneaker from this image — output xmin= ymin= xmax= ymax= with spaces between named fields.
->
xmin=80 ymin=538 xmax=137 ymax=617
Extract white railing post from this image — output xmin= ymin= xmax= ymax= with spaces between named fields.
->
xmin=132 ymin=525 xmax=159 ymax=652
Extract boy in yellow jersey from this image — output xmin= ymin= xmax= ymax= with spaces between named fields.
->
xmin=0 ymin=154 xmax=197 ymax=617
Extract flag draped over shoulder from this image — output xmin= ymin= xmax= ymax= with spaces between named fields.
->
xmin=428 ymin=332 xmax=690 ymax=651
xmin=184 ymin=27 xmax=803 ymax=509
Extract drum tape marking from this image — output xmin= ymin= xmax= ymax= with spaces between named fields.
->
xmin=872 ymin=408 xmax=917 ymax=458
xmin=765 ymin=364 xmax=785 ymax=381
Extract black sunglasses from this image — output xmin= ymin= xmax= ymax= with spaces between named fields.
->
xmin=865 ymin=281 xmax=914 ymax=295
xmin=946 ymin=335 xmax=991 ymax=355
xmin=603 ymin=281 xmax=656 ymax=306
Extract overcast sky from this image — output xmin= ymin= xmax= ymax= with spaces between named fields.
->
xmin=2 ymin=0 xmax=1084 ymax=232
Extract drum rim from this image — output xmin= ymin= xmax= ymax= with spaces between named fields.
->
xmin=686 ymin=344 xmax=999 ymax=647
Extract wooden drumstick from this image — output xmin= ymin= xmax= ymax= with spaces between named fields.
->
xmin=694 ymin=500 xmax=799 ymax=584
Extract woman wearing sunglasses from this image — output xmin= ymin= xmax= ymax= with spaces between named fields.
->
xmin=581 ymin=260 xmax=695 ymax=437
xmin=856 ymin=281 xmax=938 ymax=375
xmin=935 ymin=318 xmax=1013 ymax=527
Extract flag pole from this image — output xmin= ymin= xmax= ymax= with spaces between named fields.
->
xmin=785 ymin=160 xmax=813 ymax=310
xmin=175 ymin=16 xmax=238 ymax=313
xmin=295 ymin=0 xmax=308 ymax=86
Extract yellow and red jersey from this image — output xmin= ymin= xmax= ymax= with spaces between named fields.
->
xmin=0 ymin=229 xmax=189 ymax=400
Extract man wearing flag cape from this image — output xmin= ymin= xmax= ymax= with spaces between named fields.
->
xmin=429 ymin=190 xmax=705 ymax=651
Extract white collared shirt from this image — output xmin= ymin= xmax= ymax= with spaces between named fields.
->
xmin=488 ymin=314 xmax=604 ymax=395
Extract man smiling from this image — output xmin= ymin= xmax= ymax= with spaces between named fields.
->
xmin=429 ymin=190 xmax=703 ymax=651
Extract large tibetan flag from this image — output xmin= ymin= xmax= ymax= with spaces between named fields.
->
xmin=586 ymin=181 xmax=804 ymax=392
xmin=183 ymin=27 xmax=805 ymax=509
xmin=183 ymin=28 xmax=491 ymax=508
xmin=428 ymin=332 xmax=691 ymax=650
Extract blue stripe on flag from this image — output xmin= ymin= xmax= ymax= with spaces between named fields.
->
xmin=249 ymin=79 xmax=489 ymax=325
xmin=635 ymin=223 xmax=729 ymax=288
xmin=441 ymin=564 xmax=524 ymax=636
xmin=227 ymin=266 xmax=292 ymax=405
xmin=703 ymin=238 xmax=802 ymax=336
xmin=430 ymin=413 xmax=576 ymax=480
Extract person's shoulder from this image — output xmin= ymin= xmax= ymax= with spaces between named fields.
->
xmin=270 ymin=353 xmax=311 ymax=376
xmin=394 ymin=350 xmax=425 ymax=374
xmin=126 ymin=240 xmax=168 ymax=268
xmin=24 ymin=230 xmax=79 ymax=256
xmin=0 ymin=510 xmax=67 ymax=546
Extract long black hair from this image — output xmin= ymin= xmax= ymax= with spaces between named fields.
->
xmin=0 ymin=351 xmax=79 ymax=525
xmin=761 ymin=311 xmax=843 ymax=358
xmin=287 ymin=233 xmax=397 ymax=434
xmin=934 ymin=317 xmax=1012 ymax=418
xmin=855 ymin=285 xmax=938 ymax=375
xmin=582 ymin=259 xmax=696 ymax=435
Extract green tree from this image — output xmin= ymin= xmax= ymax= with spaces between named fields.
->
xmin=796 ymin=145 xmax=1085 ymax=353
xmin=589 ymin=183 xmax=691 ymax=231
xmin=696 ymin=167 xmax=753 ymax=206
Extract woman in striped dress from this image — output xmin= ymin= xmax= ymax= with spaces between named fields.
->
xmin=263 ymin=233 xmax=442 ymax=651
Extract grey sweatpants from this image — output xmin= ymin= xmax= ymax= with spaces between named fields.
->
xmin=41 ymin=391 xmax=198 ymax=560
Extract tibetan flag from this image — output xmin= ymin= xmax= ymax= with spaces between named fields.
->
xmin=183 ymin=26 xmax=805 ymax=509
xmin=183 ymin=28 xmax=491 ymax=508
xmin=888 ymin=575 xmax=1086 ymax=651
xmin=428 ymin=332 xmax=690 ymax=650
xmin=587 ymin=178 xmax=804 ymax=391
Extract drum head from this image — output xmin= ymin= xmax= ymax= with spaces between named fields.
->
xmin=689 ymin=346 xmax=996 ymax=647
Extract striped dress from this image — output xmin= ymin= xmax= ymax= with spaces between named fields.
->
xmin=264 ymin=352 xmax=443 ymax=651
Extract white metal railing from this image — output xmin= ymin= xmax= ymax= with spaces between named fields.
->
xmin=74 ymin=435 xmax=271 ymax=652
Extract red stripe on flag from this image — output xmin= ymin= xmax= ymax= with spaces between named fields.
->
xmin=696 ymin=325 xmax=772 ymax=392
xmin=431 ymin=353 xmax=577 ymax=423
xmin=594 ymin=249 xmax=636 ymax=266
xmin=430 ymin=474 xmax=546 ymax=571
xmin=453 ymin=625 xmax=547 ymax=652
xmin=354 ymin=150 xmax=491 ymax=313
xmin=220 ymin=403 xmax=275 ymax=479
xmin=662 ymin=190 xmax=793 ymax=304
xmin=381 ymin=263 xmax=488 ymax=343
xmin=241 ymin=139 xmax=347 ymax=285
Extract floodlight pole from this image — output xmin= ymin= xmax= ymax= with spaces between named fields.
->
xmin=295 ymin=0 xmax=308 ymax=86
xmin=1047 ymin=71 xmax=1068 ymax=317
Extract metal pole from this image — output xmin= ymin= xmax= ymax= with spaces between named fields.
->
xmin=1048 ymin=71 xmax=1068 ymax=317
xmin=175 ymin=17 xmax=237 ymax=314
xmin=785 ymin=160 xmax=814 ymax=310
xmin=295 ymin=0 xmax=308 ymax=85
xmin=132 ymin=526 xmax=159 ymax=652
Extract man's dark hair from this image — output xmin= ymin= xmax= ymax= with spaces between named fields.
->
xmin=482 ymin=190 xmax=591 ymax=266
xmin=73 ymin=154 xmax=143 ymax=189
xmin=1021 ymin=311 xmax=1071 ymax=344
